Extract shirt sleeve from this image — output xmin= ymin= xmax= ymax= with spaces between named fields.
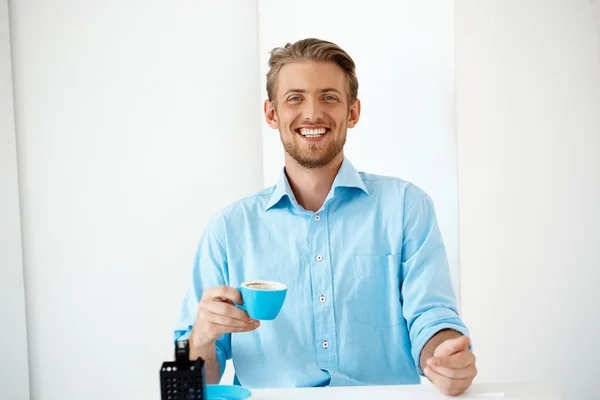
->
xmin=400 ymin=184 xmax=471 ymax=375
xmin=173 ymin=217 xmax=231 ymax=380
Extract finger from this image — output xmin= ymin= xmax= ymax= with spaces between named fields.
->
xmin=206 ymin=301 xmax=257 ymax=323
xmin=434 ymin=335 xmax=471 ymax=357
xmin=211 ymin=321 xmax=260 ymax=333
xmin=430 ymin=350 xmax=476 ymax=369
xmin=227 ymin=325 xmax=259 ymax=333
xmin=208 ymin=311 xmax=260 ymax=330
xmin=205 ymin=286 xmax=244 ymax=305
xmin=424 ymin=367 xmax=471 ymax=397
xmin=208 ymin=321 xmax=259 ymax=336
xmin=426 ymin=361 xmax=477 ymax=380
xmin=423 ymin=366 xmax=453 ymax=393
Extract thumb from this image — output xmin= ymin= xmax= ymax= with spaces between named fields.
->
xmin=434 ymin=335 xmax=470 ymax=357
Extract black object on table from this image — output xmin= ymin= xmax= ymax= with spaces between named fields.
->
xmin=160 ymin=339 xmax=205 ymax=400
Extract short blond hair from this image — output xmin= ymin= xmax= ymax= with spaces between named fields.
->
xmin=266 ymin=38 xmax=359 ymax=107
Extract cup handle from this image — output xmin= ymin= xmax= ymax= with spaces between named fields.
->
xmin=233 ymin=287 xmax=246 ymax=311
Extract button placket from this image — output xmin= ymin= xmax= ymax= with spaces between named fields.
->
xmin=309 ymin=209 xmax=339 ymax=371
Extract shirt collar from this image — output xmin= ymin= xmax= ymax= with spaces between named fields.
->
xmin=265 ymin=158 xmax=369 ymax=211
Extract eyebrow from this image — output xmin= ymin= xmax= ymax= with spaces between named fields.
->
xmin=283 ymin=88 xmax=343 ymax=97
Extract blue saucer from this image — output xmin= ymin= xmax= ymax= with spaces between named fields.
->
xmin=205 ymin=384 xmax=252 ymax=400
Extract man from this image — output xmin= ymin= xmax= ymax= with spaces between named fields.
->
xmin=174 ymin=38 xmax=477 ymax=396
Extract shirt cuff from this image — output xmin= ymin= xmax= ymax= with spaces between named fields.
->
xmin=214 ymin=343 xmax=227 ymax=379
xmin=174 ymin=330 xmax=227 ymax=381
xmin=411 ymin=314 xmax=471 ymax=376
xmin=174 ymin=330 xmax=191 ymax=343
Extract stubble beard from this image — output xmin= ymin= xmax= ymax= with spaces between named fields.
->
xmin=279 ymin=115 xmax=347 ymax=170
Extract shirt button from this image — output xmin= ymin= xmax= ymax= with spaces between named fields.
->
xmin=315 ymin=214 xmax=321 ymax=221
xmin=323 ymin=340 xmax=329 ymax=349
xmin=319 ymin=295 xmax=326 ymax=303
xmin=316 ymin=255 xmax=323 ymax=262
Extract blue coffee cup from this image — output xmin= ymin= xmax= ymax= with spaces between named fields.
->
xmin=235 ymin=280 xmax=287 ymax=320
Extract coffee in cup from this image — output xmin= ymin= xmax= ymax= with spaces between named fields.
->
xmin=234 ymin=280 xmax=287 ymax=320
xmin=244 ymin=282 xmax=279 ymax=290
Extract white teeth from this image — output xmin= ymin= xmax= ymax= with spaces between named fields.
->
xmin=299 ymin=128 xmax=327 ymax=137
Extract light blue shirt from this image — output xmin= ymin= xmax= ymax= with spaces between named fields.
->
xmin=174 ymin=158 xmax=469 ymax=388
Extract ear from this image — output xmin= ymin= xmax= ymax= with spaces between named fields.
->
xmin=347 ymin=98 xmax=361 ymax=128
xmin=264 ymin=100 xmax=279 ymax=129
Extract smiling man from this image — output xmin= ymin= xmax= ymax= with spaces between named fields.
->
xmin=175 ymin=38 xmax=477 ymax=396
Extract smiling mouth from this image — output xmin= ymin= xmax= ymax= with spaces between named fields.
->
xmin=296 ymin=127 xmax=330 ymax=138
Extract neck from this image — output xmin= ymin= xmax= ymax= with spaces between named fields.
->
xmin=284 ymin=153 xmax=344 ymax=212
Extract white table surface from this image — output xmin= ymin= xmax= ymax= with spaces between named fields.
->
xmin=250 ymin=382 xmax=559 ymax=399
xmin=138 ymin=382 xmax=560 ymax=400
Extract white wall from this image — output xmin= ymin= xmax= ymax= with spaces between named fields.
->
xmin=9 ymin=1 xmax=263 ymax=398
xmin=257 ymin=0 xmax=461 ymax=298
xmin=12 ymin=1 xmax=598 ymax=398
xmin=456 ymin=1 xmax=600 ymax=399
xmin=7 ymin=1 xmax=461 ymax=395
xmin=0 ymin=0 xmax=30 ymax=398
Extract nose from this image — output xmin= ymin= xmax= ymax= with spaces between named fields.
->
xmin=303 ymin=98 xmax=323 ymax=121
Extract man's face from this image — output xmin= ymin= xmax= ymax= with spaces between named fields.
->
xmin=264 ymin=61 xmax=360 ymax=169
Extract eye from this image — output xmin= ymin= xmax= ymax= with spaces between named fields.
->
xmin=288 ymin=96 xmax=301 ymax=102
xmin=323 ymin=95 xmax=338 ymax=101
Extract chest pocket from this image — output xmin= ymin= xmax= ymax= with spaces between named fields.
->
xmin=352 ymin=254 xmax=402 ymax=328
